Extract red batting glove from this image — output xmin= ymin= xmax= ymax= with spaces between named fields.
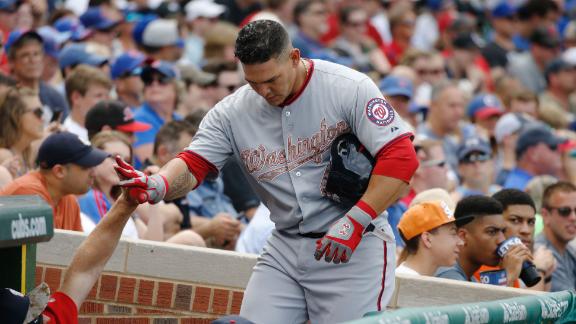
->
xmin=114 ymin=156 xmax=169 ymax=204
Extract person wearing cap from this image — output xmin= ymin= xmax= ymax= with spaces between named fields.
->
xmin=58 ymin=43 xmax=110 ymax=79
xmin=512 ymin=0 xmax=554 ymax=52
xmin=1 ymin=184 xmax=139 ymax=323
xmin=183 ymin=0 xmax=226 ymax=66
xmin=454 ymin=137 xmax=500 ymax=200
xmin=493 ymin=112 xmax=533 ymax=186
xmin=85 ymin=100 xmax=151 ymax=141
xmin=396 ymin=201 xmax=463 ymax=276
xmin=504 ymin=123 xmax=564 ymax=190
xmin=133 ymin=16 xmax=184 ymax=62
xmin=79 ymin=6 xmax=123 ymax=50
xmin=6 ymin=29 xmax=71 ymax=119
xmin=379 ymin=75 xmax=414 ymax=126
xmin=446 ymin=32 xmax=490 ymax=93
xmin=110 ymin=51 xmax=146 ymax=108
xmin=466 ymin=93 xmax=505 ymax=138
xmin=0 ymin=0 xmax=20 ymax=73
xmin=180 ymin=63 xmax=218 ymax=111
xmin=37 ymin=26 xmax=67 ymax=85
xmin=538 ymin=58 xmax=576 ymax=129
xmin=63 ymin=65 xmax=112 ymax=142
xmin=0 ymin=132 xmax=108 ymax=231
xmin=481 ymin=2 xmax=517 ymax=69
xmin=436 ymin=195 xmax=532 ymax=285
xmin=133 ymin=60 xmax=182 ymax=166
xmin=509 ymin=26 xmax=560 ymax=94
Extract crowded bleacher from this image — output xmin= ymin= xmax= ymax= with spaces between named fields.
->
xmin=1 ymin=0 xmax=576 ymax=321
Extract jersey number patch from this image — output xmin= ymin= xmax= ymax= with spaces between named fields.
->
xmin=365 ymin=98 xmax=395 ymax=127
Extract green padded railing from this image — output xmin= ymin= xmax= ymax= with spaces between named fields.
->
xmin=347 ymin=290 xmax=576 ymax=324
xmin=0 ymin=195 xmax=53 ymax=293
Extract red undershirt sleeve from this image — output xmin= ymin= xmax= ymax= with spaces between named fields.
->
xmin=176 ymin=151 xmax=219 ymax=189
xmin=372 ymin=135 xmax=419 ymax=183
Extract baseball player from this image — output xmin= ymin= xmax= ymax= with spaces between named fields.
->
xmin=115 ymin=20 xmax=419 ymax=323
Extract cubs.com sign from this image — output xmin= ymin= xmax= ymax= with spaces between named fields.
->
xmin=366 ymin=98 xmax=395 ymax=127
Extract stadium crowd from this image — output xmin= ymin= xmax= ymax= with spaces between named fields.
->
xmin=2 ymin=0 xmax=576 ymax=319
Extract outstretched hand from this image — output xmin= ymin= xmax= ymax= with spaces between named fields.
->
xmin=114 ymin=156 xmax=169 ymax=204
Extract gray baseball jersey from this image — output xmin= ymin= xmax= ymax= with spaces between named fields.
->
xmin=186 ymin=59 xmax=411 ymax=237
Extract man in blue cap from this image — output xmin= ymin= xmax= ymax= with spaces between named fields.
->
xmin=454 ymin=137 xmax=500 ymax=200
xmin=58 ymin=43 xmax=109 ymax=79
xmin=133 ymin=16 xmax=184 ymax=62
xmin=6 ymin=29 xmax=70 ymax=120
xmin=379 ymin=75 xmax=414 ymax=127
xmin=467 ymin=93 xmax=504 ymax=138
xmin=133 ymin=60 xmax=182 ymax=167
xmin=111 ymin=50 xmax=146 ymax=108
xmin=80 ymin=6 xmax=123 ymax=50
xmin=504 ymin=123 xmax=565 ymax=190
xmin=1 ymin=132 xmax=109 ymax=231
xmin=481 ymin=2 xmax=517 ymax=69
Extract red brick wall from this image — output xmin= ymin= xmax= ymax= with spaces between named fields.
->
xmin=36 ymin=264 xmax=245 ymax=323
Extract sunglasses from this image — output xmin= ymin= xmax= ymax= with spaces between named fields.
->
xmin=416 ymin=68 xmax=444 ymax=76
xmin=26 ymin=107 xmax=43 ymax=119
xmin=545 ymin=206 xmax=576 ymax=217
xmin=461 ymin=153 xmax=491 ymax=164
xmin=143 ymin=75 xmax=171 ymax=86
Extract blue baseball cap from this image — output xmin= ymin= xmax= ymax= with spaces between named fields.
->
xmin=467 ymin=93 xmax=504 ymax=120
xmin=0 ymin=0 xmax=18 ymax=12
xmin=515 ymin=123 xmax=566 ymax=157
xmin=58 ymin=43 xmax=108 ymax=69
xmin=54 ymin=17 xmax=93 ymax=41
xmin=4 ymin=29 xmax=43 ymax=56
xmin=492 ymin=2 xmax=516 ymax=18
xmin=379 ymin=76 xmax=413 ymax=99
xmin=141 ymin=60 xmax=178 ymax=81
xmin=111 ymin=50 xmax=146 ymax=80
xmin=133 ymin=15 xmax=184 ymax=48
xmin=37 ymin=26 xmax=68 ymax=59
xmin=37 ymin=132 xmax=109 ymax=168
xmin=457 ymin=137 xmax=492 ymax=162
xmin=80 ymin=7 xmax=122 ymax=31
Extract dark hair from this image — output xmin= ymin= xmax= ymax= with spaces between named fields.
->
xmin=184 ymin=110 xmax=207 ymax=128
xmin=517 ymin=0 xmax=551 ymax=21
xmin=397 ymin=227 xmax=439 ymax=264
xmin=454 ymin=195 xmax=503 ymax=228
xmin=339 ymin=6 xmax=360 ymax=25
xmin=234 ymin=20 xmax=290 ymax=64
xmin=542 ymin=181 xmax=576 ymax=209
xmin=153 ymin=120 xmax=197 ymax=156
xmin=293 ymin=0 xmax=322 ymax=26
xmin=492 ymin=189 xmax=536 ymax=213
xmin=8 ymin=34 xmax=43 ymax=61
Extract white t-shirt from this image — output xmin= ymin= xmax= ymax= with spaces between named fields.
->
xmin=395 ymin=262 xmax=421 ymax=276
xmin=63 ymin=117 xmax=89 ymax=143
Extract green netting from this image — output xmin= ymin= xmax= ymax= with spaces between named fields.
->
xmin=346 ymin=290 xmax=576 ymax=324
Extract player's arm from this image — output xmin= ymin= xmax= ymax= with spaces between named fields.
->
xmin=159 ymin=157 xmax=198 ymax=201
xmin=59 ymin=192 xmax=139 ymax=309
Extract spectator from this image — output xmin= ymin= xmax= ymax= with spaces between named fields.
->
xmin=332 ymin=5 xmax=390 ymax=75
xmin=454 ymin=137 xmax=499 ymax=200
xmin=6 ymin=29 xmax=70 ymax=120
xmin=509 ymin=27 xmax=560 ymax=94
xmin=513 ymin=0 xmax=554 ymax=52
xmin=417 ymin=80 xmax=477 ymax=172
xmin=292 ymin=0 xmax=335 ymax=61
xmin=446 ymin=33 xmax=489 ymax=94
xmin=36 ymin=26 xmax=66 ymax=86
xmin=85 ymin=100 xmax=151 ymax=141
xmin=0 ymin=87 xmax=44 ymax=180
xmin=538 ymin=58 xmax=576 ymax=129
xmin=379 ymin=75 xmax=414 ymax=127
xmin=201 ymin=60 xmax=243 ymax=108
xmin=506 ymin=89 xmax=539 ymax=119
xmin=110 ymin=51 xmax=146 ymax=109
xmin=1 ymin=187 xmax=139 ymax=323
xmin=504 ymin=124 xmax=564 ymax=190
xmin=1 ymin=132 xmax=109 ymax=231
xmin=133 ymin=60 xmax=182 ymax=165
xmin=481 ymin=3 xmax=517 ymax=70
xmin=152 ymin=120 xmax=242 ymax=249
xmin=242 ymin=0 xmax=296 ymax=27
xmin=536 ymin=181 xmax=576 ymax=292
xmin=132 ymin=16 xmax=184 ymax=62
xmin=493 ymin=112 xmax=534 ymax=186
xmin=179 ymin=64 xmax=218 ymax=112
xmin=491 ymin=188 xmax=557 ymax=291
xmin=79 ymin=6 xmax=122 ymax=50
xmin=78 ymin=131 xmax=139 ymax=238
xmin=396 ymin=200 xmax=462 ymax=276
xmin=203 ymin=22 xmax=239 ymax=64
xmin=384 ymin=1 xmax=416 ymax=66
xmin=0 ymin=0 xmax=19 ymax=41
xmin=63 ymin=65 xmax=112 ymax=141
xmin=183 ymin=0 xmax=226 ymax=66
xmin=436 ymin=195 xmax=532 ymax=286
xmin=466 ymin=94 xmax=505 ymax=139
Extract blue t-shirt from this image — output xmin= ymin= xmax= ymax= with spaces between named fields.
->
xmin=78 ymin=188 xmax=111 ymax=225
xmin=133 ymin=102 xmax=182 ymax=148
xmin=503 ymin=167 xmax=533 ymax=190
xmin=386 ymin=202 xmax=408 ymax=247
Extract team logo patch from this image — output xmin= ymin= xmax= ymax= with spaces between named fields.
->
xmin=365 ymin=98 xmax=395 ymax=126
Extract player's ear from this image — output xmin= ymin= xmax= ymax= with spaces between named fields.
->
xmin=289 ymin=48 xmax=300 ymax=66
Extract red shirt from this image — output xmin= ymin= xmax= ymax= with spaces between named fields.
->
xmin=43 ymin=292 xmax=78 ymax=323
